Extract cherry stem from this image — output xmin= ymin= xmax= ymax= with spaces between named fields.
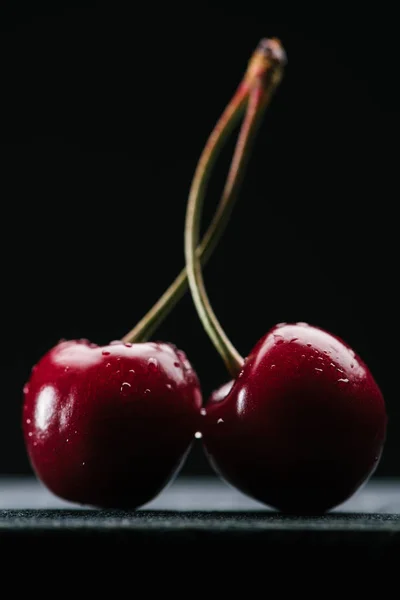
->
xmin=121 ymin=42 xmax=278 ymax=345
xmin=184 ymin=38 xmax=287 ymax=377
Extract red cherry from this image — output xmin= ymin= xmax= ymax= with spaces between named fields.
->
xmin=202 ymin=323 xmax=387 ymax=513
xmin=23 ymin=339 xmax=201 ymax=508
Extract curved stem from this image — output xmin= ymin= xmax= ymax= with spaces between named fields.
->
xmin=184 ymin=38 xmax=287 ymax=377
xmin=122 ymin=39 xmax=285 ymax=344
xmin=122 ymin=85 xmax=247 ymax=343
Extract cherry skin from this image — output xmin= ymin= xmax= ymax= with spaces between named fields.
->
xmin=23 ymin=339 xmax=202 ymax=508
xmin=202 ymin=323 xmax=387 ymax=513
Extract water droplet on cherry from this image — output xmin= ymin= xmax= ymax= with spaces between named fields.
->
xmin=217 ymin=418 xmax=224 ymax=424
xmin=270 ymin=364 xmax=276 ymax=369
xmin=315 ymin=368 xmax=323 ymax=373
xmin=148 ymin=357 xmax=158 ymax=372
xmin=165 ymin=383 xmax=173 ymax=391
xmin=144 ymin=389 xmax=151 ymax=395
xmin=120 ymin=382 xmax=132 ymax=396
xmin=102 ymin=350 xmax=110 ymax=356
xmin=23 ymin=384 xmax=29 ymax=394
xmin=337 ymin=378 xmax=349 ymax=384
xmin=200 ymin=408 xmax=206 ymax=416
xmin=124 ymin=342 xmax=132 ymax=347
xmin=26 ymin=419 xmax=31 ymax=425
xmin=174 ymin=362 xmax=180 ymax=368
xmin=195 ymin=432 xmax=202 ymax=439
xmin=28 ymin=432 xmax=33 ymax=437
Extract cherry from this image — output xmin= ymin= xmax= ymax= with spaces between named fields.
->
xmin=183 ymin=39 xmax=387 ymax=512
xmin=23 ymin=340 xmax=201 ymax=508
xmin=22 ymin=42 xmax=273 ymax=508
xmin=202 ymin=323 xmax=387 ymax=513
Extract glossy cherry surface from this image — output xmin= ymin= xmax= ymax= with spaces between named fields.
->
xmin=23 ymin=339 xmax=202 ymax=508
xmin=202 ymin=323 xmax=387 ymax=513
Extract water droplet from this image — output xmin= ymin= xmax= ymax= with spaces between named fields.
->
xmin=144 ymin=389 xmax=151 ymax=395
xmin=33 ymin=442 xmax=37 ymax=447
xmin=318 ymin=356 xmax=324 ymax=361
xmin=28 ymin=432 xmax=33 ymax=437
xmin=270 ymin=364 xmax=276 ymax=369
xmin=200 ymin=408 xmax=206 ymax=416
xmin=330 ymin=362 xmax=336 ymax=367
xmin=124 ymin=342 xmax=132 ymax=347
xmin=102 ymin=350 xmax=110 ymax=356
xmin=290 ymin=338 xmax=298 ymax=343
xmin=110 ymin=340 xmax=123 ymax=346
xmin=116 ymin=357 xmax=121 ymax=362
xmin=148 ymin=357 xmax=158 ymax=372
xmin=106 ymin=362 xmax=111 ymax=368
xmin=336 ymin=368 xmax=344 ymax=373
xmin=66 ymin=438 xmax=69 ymax=443
xmin=165 ymin=383 xmax=173 ymax=391
xmin=315 ymin=368 xmax=323 ymax=372
xmin=23 ymin=384 xmax=29 ymax=394
xmin=323 ymin=350 xmax=329 ymax=354
xmin=120 ymin=382 xmax=132 ymax=396
xmin=82 ymin=462 xmax=86 ymax=466
xmin=174 ymin=362 xmax=180 ymax=368
xmin=307 ymin=344 xmax=312 ymax=347
xmin=276 ymin=339 xmax=284 ymax=345
xmin=217 ymin=418 xmax=224 ymax=424
xmin=26 ymin=419 xmax=31 ymax=425
xmin=75 ymin=430 xmax=78 ymax=434
xmin=337 ymin=378 xmax=349 ymax=384
xmin=115 ymin=370 xmax=120 ymax=374
xmin=301 ymin=354 xmax=306 ymax=359
xmin=129 ymin=369 xmax=135 ymax=376
xmin=238 ymin=370 xmax=244 ymax=378
xmin=194 ymin=431 xmax=202 ymax=439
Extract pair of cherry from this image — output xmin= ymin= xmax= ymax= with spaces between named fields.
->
xmin=22 ymin=39 xmax=387 ymax=513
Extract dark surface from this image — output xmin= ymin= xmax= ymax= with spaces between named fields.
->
xmin=1 ymin=476 xmax=400 ymax=526
xmin=1 ymin=476 xmax=400 ymax=573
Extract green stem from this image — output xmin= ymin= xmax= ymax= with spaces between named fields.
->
xmin=122 ymin=41 xmax=278 ymax=344
xmin=184 ymin=38 xmax=287 ymax=377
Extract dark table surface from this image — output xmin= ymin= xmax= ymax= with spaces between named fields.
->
xmin=1 ymin=476 xmax=400 ymax=568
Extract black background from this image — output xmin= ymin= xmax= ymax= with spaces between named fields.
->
xmin=0 ymin=3 xmax=398 ymax=477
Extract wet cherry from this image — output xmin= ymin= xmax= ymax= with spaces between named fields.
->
xmin=202 ymin=323 xmax=387 ymax=513
xmin=183 ymin=40 xmax=386 ymax=512
xmin=23 ymin=340 xmax=201 ymax=508
xmin=22 ymin=42 xmax=272 ymax=507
